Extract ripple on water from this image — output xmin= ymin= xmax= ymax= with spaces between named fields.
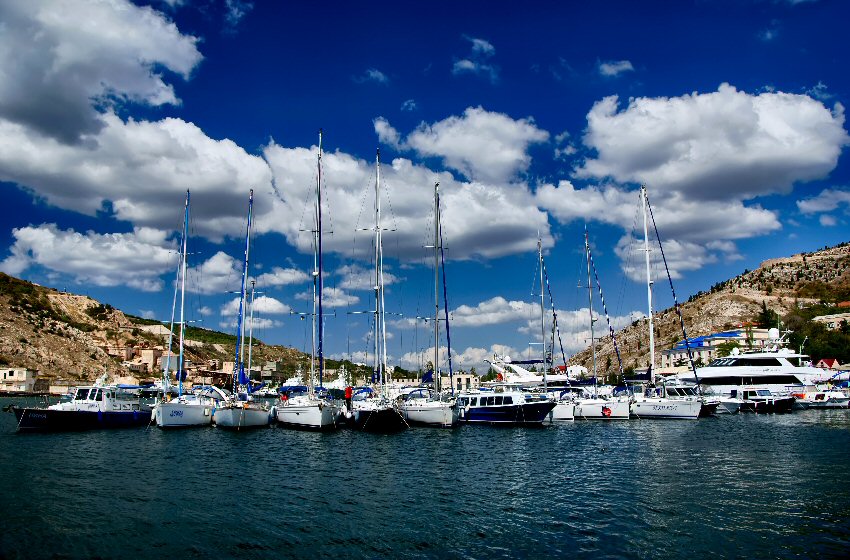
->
xmin=2 ymin=399 xmax=850 ymax=559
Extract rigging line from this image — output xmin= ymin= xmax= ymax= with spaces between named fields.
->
xmin=438 ymin=194 xmax=454 ymax=392
xmin=645 ymin=189 xmax=699 ymax=386
xmin=588 ymin=242 xmax=626 ymax=377
xmin=541 ymin=260 xmax=569 ymax=370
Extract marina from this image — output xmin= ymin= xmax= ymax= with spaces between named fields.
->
xmin=2 ymin=395 xmax=849 ymax=559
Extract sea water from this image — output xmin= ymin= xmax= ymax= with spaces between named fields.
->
xmin=1 ymin=397 xmax=849 ymax=559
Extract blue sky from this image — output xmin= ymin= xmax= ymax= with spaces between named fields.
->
xmin=1 ymin=0 xmax=849 ymax=372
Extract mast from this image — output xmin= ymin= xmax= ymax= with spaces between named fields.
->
xmin=162 ymin=191 xmax=188 ymax=396
xmin=177 ymin=190 xmax=190 ymax=397
xmin=373 ymin=149 xmax=382 ymax=389
xmin=232 ymin=189 xmax=253 ymax=394
xmin=585 ymin=228 xmax=597 ymax=398
xmin=640 ymin=185 xmax=656 ymax=385
xmin=538 ymin=236 xmax=547 ymax=391
xmin=247 ymin=280 xmax=256 ymax=386
xmin=433 ymin=182 xmax=440 ymax=393
xmin=317 ymin=129 xmax=325 ymax=390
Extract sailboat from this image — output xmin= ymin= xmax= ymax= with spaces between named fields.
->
xmin=629 ymin=186 xmax=702 ymax=419
xmin=213 ymin=189 xmax=272 ymax=429
xmin=398 ymin=182 xmax=458 ymax=428
xmin=349 ymin=149 xmax=408 ymax=432
xmin=276 ymin=130 xmax=342 ymax=430
xmin=573 ymin=229 xmax=631 ymax=420
xmin=155 ymin=190 xmax=221 ymax=428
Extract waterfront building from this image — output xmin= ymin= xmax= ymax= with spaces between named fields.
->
xmin=812 ymin=312 xmax=850 ymax=331
xmin=0 ymin=368 xmax=38 ymax=392
xmin=660 ymin=327 xmax=776 ymax=369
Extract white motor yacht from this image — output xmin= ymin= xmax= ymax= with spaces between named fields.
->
xmin=398 ymin=387 xmax=458 ymax=428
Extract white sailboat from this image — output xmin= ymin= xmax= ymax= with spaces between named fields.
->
xmin=155 ymin=190 xmax=219 ymax=428
xmin=349 ymin=149 xmax=408 ymax=432
xmin=573 ymin=229 xmax=631 ymax=420
xmin=629 ymin=186 xmax=701 ymax=420
xmin=398 ymin=182 xmax=458 ymax=428
xmin=276 ymin=130 xmax=342 ymax=430
xmin=213 ymin=190 xmax=271 ymax=429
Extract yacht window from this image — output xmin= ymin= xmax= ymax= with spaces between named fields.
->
xmin=494 ymin=396 xmax=504 ymax=405
xmin=486 ymin=397 xmax=495 ymax=406
xmin=470 ymin=398 xmax=478 ymax=406
xmin=756 ymin=390 xmax=772 ymax=396
xmin=92 ymin=389 xmax=103 ymax=401
xmin=667 ymin=388 xmax=680 ymax=396
xmin=75 ymin=389 xmax=90 ymax=400
xmin=503 ymin=396 xmax=513 ymax=405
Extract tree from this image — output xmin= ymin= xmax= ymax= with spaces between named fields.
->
xmin=715 ymin=341 xmax=740 ymax=358
xmin=756 ymin=301 xmax=780 ymax=329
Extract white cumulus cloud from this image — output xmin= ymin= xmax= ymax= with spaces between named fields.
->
xmin=0 ymin=224 xmax=176 ymax=291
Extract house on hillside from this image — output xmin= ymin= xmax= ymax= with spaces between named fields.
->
xmin=816 ymin=358 xmax=840 ymax=370
xmin=660 ymin=328 xmax=775 ymax=370
xmin=812 ymin=312 xmax=850 ymax=330
xmin=0 ymin=368 xmax=38 ymax=392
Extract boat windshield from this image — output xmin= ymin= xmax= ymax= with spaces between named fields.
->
xmin=756 ymin=389 xmax=772 ymax=396
xmin=74 ymin=388 xmax=90 ymax=400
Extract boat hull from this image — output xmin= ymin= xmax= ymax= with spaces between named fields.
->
xmin=213 ymin=405 xmax=270 ymax=428
xmin=631 ymin=398 xmax=701 ymax=419
xmin=276 ymin=402 xmax=341 ymax=430
xmin=547 ymin=401 xmax=575 ymax=422
xmin=155 ymin=401 xmax=213 ymax=428
xmin=574 ymin=398 xmax=630 ymax=420
xmin=458 ymin=401 xmax=556 ymax=425
xmin=352 ymin=406 xmax=408 ymax=432
xmin=400 ymin=401 xmax=458 ymax=428
xmin=12 ymin=407 xmax=151 ymax=432
xmin=740 ymin=397 xmax=795 ymax=413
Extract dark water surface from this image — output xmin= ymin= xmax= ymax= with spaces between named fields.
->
xmin=2 ymin=397 xmax=849 ymax=559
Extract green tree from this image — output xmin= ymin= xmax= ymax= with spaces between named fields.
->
xmin=715 ymin=341 xmax=740 ymax=358
xmin=756 ymin=301 xmax=780 ymax=329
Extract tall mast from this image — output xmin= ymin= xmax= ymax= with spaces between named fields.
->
xmin=247 ymin=279 xmax=256 ymax=385
xmin=232 ymin=189 xmax=253 ymax=394
xmin=538 ymin=236 xmax=547 ymax=391
xmin=585 ymin=228 xmax=597 ymax=398
xmin=316 ymin=129 xmax=325 ymax=390
xmin=373 ymin=149 xmax=382 ymax=388
xmin=177 ymin=190 xmax=190 ymax=397
xmin=641 ymin=185 xmax=656 ymax=385
xmin=433 ymin=182 xmax=440 ymax=393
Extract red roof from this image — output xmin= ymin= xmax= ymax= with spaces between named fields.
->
xmin=816 ymin=358 xmax=839 ymax=368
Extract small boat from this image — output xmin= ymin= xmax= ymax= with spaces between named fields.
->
xmin=397 ymin=182 xmax=458 ymax=428
xmin=153 ymin=190 xmax=218 ymax=429
xmin=9 ymin=379 xmax=151 ymax=432
xmin=275 ymin=131 xmax=342 ymax=431
xmin=345 ymin=149 xmax=408 ymax=433
xmin=790 ymin=386 xmax=850 ymax=409
xmin=573 ymin=395 xmax=631 ymax=420
xmin=212 ymin=190 xmax=270 ymax=430
xmin=276 ymin=386 xmax=342 ymax=431
xmin=548 ymin=396 xmax=576 ymax=422
xmin=398 ymin=387 xmax=458 ymax=428
xmin=736 ymin=387 xmax=795 ymax=413
xmin=350 ymin=387 xmax=408 ymax=432
xmin=156 ymin=386 xmax=227 ymax=428
xmin=455 ymin=386 xmax=555 ymax=425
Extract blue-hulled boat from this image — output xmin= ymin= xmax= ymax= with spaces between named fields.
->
xmin=10 ymin=382 xmax=151 ymax=432
xmin=455 ymin=386 xmax=555 ymax=425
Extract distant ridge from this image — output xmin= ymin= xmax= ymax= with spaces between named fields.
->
xmin=570 ymin=241 xmax=850 ymax=378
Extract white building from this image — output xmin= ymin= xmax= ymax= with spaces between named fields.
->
xmin=0 ymin=368 xmax=39 ymax=392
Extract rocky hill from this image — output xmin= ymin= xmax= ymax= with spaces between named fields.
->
xmin=0 ymin=273 xmax=385 ymax=386
xmin=571 ymin=241 xmax=850 ymax=379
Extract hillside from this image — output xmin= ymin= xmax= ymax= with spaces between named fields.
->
xmin=0 ymin=273 xmax=396 ymax=385
xmin=570 ymin=241 xmax=850 ymax=379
